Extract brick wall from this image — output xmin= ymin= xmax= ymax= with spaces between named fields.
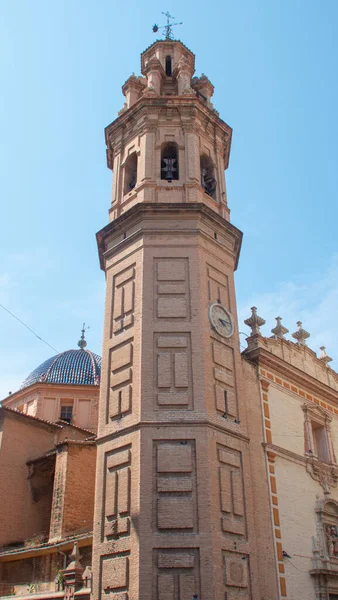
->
xmin=63 ymin=445 xmax=96 ymax=536
xmin=0 ymin=411 xmax=56 ymax=548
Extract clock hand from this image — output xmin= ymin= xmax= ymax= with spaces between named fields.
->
xmin=219 ymin=318 xmax=230 ymax=327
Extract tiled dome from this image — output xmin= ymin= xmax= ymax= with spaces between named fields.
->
xmin=20 ymin=349 xmax=101 ymax=390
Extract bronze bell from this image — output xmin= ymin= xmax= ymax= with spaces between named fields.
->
xmin=162 ymin=157 xmax=176 ymax=182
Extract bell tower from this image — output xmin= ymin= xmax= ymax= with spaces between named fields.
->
xmin=92 ymin=37 xmax=276 ymax=600
xmin=107 ymin=40 xmax=230 ymax=222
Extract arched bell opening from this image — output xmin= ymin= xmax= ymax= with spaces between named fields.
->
xmin=165 ymin=55 xmax=172 ymax=77
xmin=200 ymin=154 xmax=217 ymax=199
xmin=161 ymin=142 xmax=179 ymax=182
xmin=124 ymin=152 xmax=138 ymax=195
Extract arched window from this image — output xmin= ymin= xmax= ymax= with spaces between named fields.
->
xmin=124 ymin=152 xmax=137 ymax=195
xmin=161 ymin=142 xmax=179 ymax=182
xmin=165 ymin=55 xmax=172 ymax=77
xmin=200 ymin=154 xmax=217 ymax=199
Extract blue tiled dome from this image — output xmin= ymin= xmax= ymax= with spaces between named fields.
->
xmin=21 ymin=349 xmax=101 ymax=390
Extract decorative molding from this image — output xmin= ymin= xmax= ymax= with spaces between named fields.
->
xmin=104 ymin=96 xmax=232 ymax=170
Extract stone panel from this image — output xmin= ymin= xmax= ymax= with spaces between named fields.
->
xmin=154 ymin=549 xmax=200 ymax=600
xmin=111 ymin=264 xmax=136 ymax=335
xmin=207 ymin=264 xmax=230 ymax=308
xmin=107 ymin=339 xmax=133 ymax=422
xmin=218 ymin=445 xmax=246 ymax=538
xmin=157 ymin=497 xmax=194 ymax=529
xmin=212 ymin=340 xmax=238 ymax=419
xmin=100 ymin=552 xmax=130 ymax=598
xmin=103 ymin=445 xmax=131 ymax=541
xmin=157 ymin=444 xmax=192 ymax=473
xmin=154 ymin=258 xmax=190 ymax=320
xmin=154 ymin=334 xmax=193 ymax=409
xmin=154 ymin=441 xmax=198 ymax=533
xmin=222 ymin=551 xmax=250 ymax=598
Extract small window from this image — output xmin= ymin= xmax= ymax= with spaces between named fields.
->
xmin=165 ymin=55 xmax=172 ymax=77
xmin=60 ymin=405 xmax=73 ymax=424
xmin=124 ymin=152 xmax=137 ymax=195
xmin=311 ymin=421 xmax=329 ymax=463
xmin=200 ymin=154 xmax=217 ymax=198
xmin=161 ymin=142 xmax=179 ymax=181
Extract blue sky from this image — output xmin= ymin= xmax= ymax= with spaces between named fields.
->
xmin=1 ymin=0 xmax=338 ymax=398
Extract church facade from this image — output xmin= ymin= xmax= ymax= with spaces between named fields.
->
xmin=1 ymin=36 xmax=338 ymax=600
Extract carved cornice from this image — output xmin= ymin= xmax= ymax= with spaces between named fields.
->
xmin=96 ymin=202 xmax=242 ymax=271
xmin=96 ymin=419 xmax=250 ymax=447
xmin=302 ymin=402 xmax=332 ymax=424
xmin=263 ymin=442 xmax=308 ymax=468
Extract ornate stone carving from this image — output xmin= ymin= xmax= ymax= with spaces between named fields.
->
xmin=326 ymin=526 xmax=338 ymax=557
xmin=311 ymin=498 xmax=338 ymax=596
xmin=306 ymin=456 xmax=338 ymax=490
xmin=319 ymin=345 xmax=333 ymax=366
xmin=271 ymin=316 xmax=289 ymax=339
xmin=292 ymin=321 xmax=310 ymax=345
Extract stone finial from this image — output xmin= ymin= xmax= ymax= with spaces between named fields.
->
xmin=67 ymin=542 xmax=82 ymax=570
xmin=62 ymin=542 xmax=84 ymax=594
xmin=244 ymin=307 xmax=266 ymax=336
xmin=292 ymin=321 xmax=310 ymax=345
xmin=271 ymin=316 xmax=289 ymax=339
xmin=319 ymin=346 xmax=332 ymax=365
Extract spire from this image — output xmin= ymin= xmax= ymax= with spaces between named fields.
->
xmin=292 ymin=321 xmax=310 ymax=345
xmin=319 ymin=345 xmax=332 ymax=366
xmin=271 ymin=316 xmax=289 ymax=339
xmin=244 ymin=307 xmax=266 ymax=336
xmin=78 ymin=323 xmax=87 ymax=349
xmin=152 ymin=11 xmax=183 ymax=40
xmin=62 ymin=542 xmax=84 ymax=594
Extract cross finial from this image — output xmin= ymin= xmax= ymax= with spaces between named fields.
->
xmin=78 ymin=322 xmax=89 ymax=349
xmin=152 ymin=12 xmax=183 ymax=40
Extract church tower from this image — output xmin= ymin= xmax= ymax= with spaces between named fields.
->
xmin=92 ymin=36 xmax=276 ymax=600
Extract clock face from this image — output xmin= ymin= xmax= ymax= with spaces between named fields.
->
xmin=209 ymin=302 xmax=234 ymax=338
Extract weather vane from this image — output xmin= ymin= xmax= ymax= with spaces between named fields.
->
xmin=152 ymin=12 xmax=182 ymax=41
